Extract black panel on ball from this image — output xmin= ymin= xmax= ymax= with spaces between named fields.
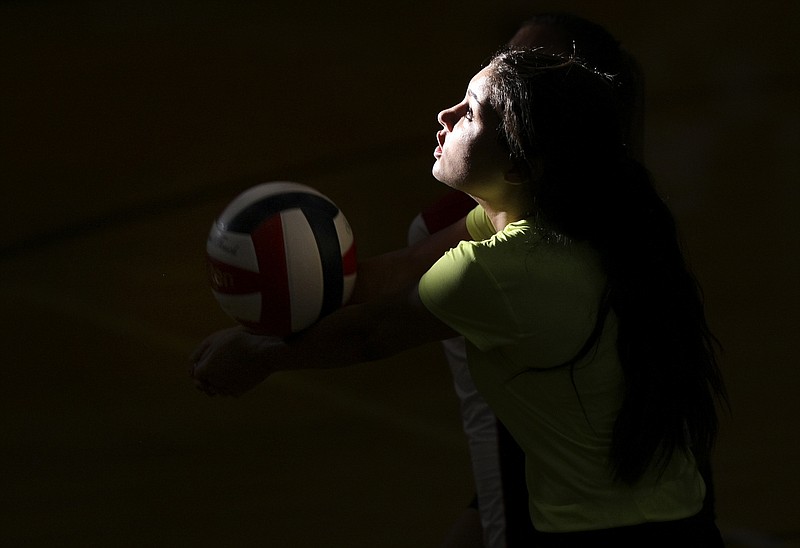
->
xmin=225 ymin=192 xmax=339 ymax=233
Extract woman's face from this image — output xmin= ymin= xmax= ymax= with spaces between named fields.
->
xmin=432 ymin=67 xmax=512 ymax=197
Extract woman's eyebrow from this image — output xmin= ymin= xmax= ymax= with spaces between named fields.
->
xmin=467 ymin=89 xmax=483 ymax=104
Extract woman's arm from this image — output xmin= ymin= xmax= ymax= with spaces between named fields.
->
xmin=190 ymin=285 xmax=458 ymax=397
xmin=189 ymin=215 xmax=469 ymax=396
xmin=349 ymin=216 xmax=469 ymax=303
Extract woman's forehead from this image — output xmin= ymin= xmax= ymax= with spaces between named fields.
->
xmin=467 ymin=67 xmax=494 ymax=102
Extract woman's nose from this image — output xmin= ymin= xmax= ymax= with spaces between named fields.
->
xmin=438 ymin=106 xmax=456 ymax=131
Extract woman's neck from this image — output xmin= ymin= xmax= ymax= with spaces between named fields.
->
xmin=471 ymin=195 xmax=530 ymax=232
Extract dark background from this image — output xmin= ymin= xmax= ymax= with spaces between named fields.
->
xmin=2 ymin=1 xmax=798 ymax=546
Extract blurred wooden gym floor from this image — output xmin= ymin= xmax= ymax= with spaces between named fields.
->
xmin=2 ymin=1 xmax=799 ymax=547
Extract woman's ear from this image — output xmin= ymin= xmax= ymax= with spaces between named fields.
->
xmin=504 ymin=158 xmax=542 ymax=186
xmin=504 ymin=166 xmax=525 ymax=186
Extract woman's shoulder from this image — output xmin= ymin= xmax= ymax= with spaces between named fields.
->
xmin=464 ymin=221 xmax=605 ymax=289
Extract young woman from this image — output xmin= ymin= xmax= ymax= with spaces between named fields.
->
xmin=191 ymin=48 xmax=727 ymax=546
xmin=408 ymin=14 xmax=647 ymax=547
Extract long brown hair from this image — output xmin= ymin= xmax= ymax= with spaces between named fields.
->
xmin=486 ymin=49 xmax=727 ymax=484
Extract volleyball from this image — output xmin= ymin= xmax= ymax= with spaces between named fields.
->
xmin=206 ymin=181 xmax=357 ymax=337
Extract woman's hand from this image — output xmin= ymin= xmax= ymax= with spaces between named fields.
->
xmin=189 ymin=327 xmax=285 ymax=397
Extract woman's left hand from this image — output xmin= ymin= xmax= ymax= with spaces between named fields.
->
xmin=189 ymin=327 xmax=285 ymax=397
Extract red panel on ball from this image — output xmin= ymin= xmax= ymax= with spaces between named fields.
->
xmin=248 ymin=214 xmax=292 ymax=336
xmin=207 ymin=256 xmax=262 ymax=294
xmin=342 ymin=242 xmax=357 ymax=277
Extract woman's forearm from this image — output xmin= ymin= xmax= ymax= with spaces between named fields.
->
xmin=349 ymin=217 xmax=469 ymax=303
xmin=284 ymin=288 xmax=448 ymax=371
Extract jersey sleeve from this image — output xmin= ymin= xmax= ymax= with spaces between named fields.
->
xmin=419 ymin=242 xmax=523 ymax=351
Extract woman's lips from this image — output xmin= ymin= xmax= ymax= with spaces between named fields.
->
xmin=434 ymin=130 xmax=445 ymax=159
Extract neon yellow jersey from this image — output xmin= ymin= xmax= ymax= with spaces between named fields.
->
xmin=419 ymin=205 xmax=705 ymax=532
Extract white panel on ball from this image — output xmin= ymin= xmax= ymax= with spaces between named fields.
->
xmin=206 ymin=228 xmax=258 ymax=272
xmin=280 ymin=208 xmax=325 ymax=333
